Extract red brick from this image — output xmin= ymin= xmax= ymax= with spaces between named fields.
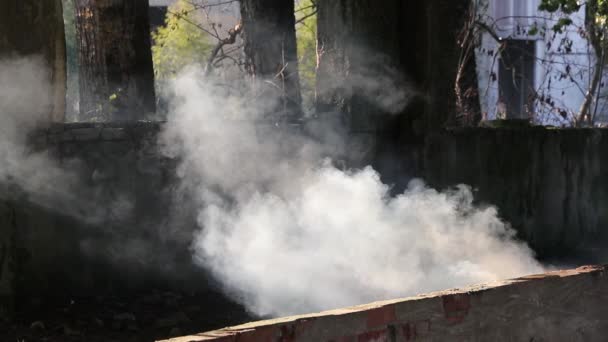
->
xmin=442 ymin=294 xmax=471 ymax=324
xmin=357 ymin=329 xmax=390 ymax=342
xmin=401 ymin=320 xmax=431 ymax=341
xmin=366 ymin=306 xmax=396 ymax=329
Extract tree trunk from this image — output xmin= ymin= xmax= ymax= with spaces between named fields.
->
xmin=424 ymin=0 xmax=472 ymax=130
xmin=74 ymin=0 xmax=156 ymax=122
xmin=315 ymin=0 xmax=471 ymax=182
xmin=449 ymin=0 xmax=482 ymax=126
xmin=578 ymin=0 xmax=602 ymax=126
xmin=579 ymin=51 xmax=603 ymax=126
xmin=0 ymin=0 xmax=67 ymax=123
xmin=316 ymin=0 xmax=404 ymax=126
xmin=240 ymin=0 xmax=302 ymax=118
xmin=315 ymin=0 xmax=408 ymax=169
xmin=316 ymin=0 xmax=472 ymax=131
xmin=315 ymin=0 xmax=351 ymax=116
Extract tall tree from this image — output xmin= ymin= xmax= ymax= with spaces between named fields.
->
xmin=316 ymin=0 xmax=472 ymax=131
xmin=0 ymin=0 xmax=67 ymax=123
xmin=74 ymin=0 xmax=156 ymax=121
xmin=425 ymin=0 xmax=475 ymax=129
xmin=315 ymin=0 xmax=471 ymax=181
xmin=295 ymin=0 xmax=318 ymax=111
xmin=315 ymin=0 xmax=410 ymax=170
xmin=0 ymin=1 xmax=66 ymax=319
xmin=316 ymin=0 xmax=413 ymax=127
xmin=240 ymin=0 xmax=302 ymax=117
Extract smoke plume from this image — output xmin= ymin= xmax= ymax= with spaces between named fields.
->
xmin=0 ymin=56 xmax=129 ymax=225
xmin=0 ymin=57 xmax=78 ymax=209
xmin=161 ymin=66 xmax=545 ymax=317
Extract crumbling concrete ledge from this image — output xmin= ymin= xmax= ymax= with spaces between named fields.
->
xmin=160 ymin=265 xmax=608 ymax=342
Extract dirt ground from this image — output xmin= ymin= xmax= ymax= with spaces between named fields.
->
xmin=1 ymin=289 xmax=253 ymax=342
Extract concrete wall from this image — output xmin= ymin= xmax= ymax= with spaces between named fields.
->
xmin=423 ymin=128 xmax=608 ymax=260
xmin=3 ymin=123 xmax=608 ymax=320
xmin=160 ymin=265 xmax=608 ymax=342
xmin=1 ymin=122 xmax=210 ymax=306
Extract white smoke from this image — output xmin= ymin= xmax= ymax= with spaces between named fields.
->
xmin=162 ymin=66 xmax=545 ymax=317
xmin=0 ymin=56 xmax=52 ymax=147
xmin=0 ymin=56 xmax=73 ymax=205
xmin=0 ymin=56 xmax=123 ymax=223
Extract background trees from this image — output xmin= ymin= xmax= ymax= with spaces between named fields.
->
xmin=539 ymin=0 xmax=608 ymax=125
xmin=60 ymin=0 xmax=469 ymax=129
xmin=295 ymin=0 xmax=317 ymax=112
xmin=152 ymin=0 xmax=213 ymax=81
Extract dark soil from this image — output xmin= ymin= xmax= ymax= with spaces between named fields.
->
xmin=1 ymin=289 xmax=253 ymax=342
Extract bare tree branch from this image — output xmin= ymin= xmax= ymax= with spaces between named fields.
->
xmin=204 ymin=22 xmax=243 ymax=75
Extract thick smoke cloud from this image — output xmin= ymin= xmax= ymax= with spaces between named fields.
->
xmin=0 ymin=55 xmax=546 ymax=318
xmin=161 ymin=67 xmax=545 ymax=317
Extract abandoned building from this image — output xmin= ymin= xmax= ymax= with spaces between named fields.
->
xmin=476 ymin=0 xmax=608 ymax=124
xmin=1 ymin=0 xmax=608 ymax=341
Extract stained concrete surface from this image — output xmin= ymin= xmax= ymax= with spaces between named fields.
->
xmin=162 ymin=265 xmax=608 ymax=342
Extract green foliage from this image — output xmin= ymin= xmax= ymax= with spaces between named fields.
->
xmin=295 ymin=0 xmax=317 ymax=110
xmin=528 ymin=24 xmax=540 ymax=36
xmin=553 ymin=17 xmax=574 ymax=33
xmin=540 ymin=0 xmax=608 ymax=32
xmin=539 ymin=0 xmax=608 ymax=123
xmin=539 ymin=0 xmax=581 ymax=33
xmin=539 ymin=0 xmax=581 ymax=14
xmin=151 ymin=0 xmax=213 ymax=80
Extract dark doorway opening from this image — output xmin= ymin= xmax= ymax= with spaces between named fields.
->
xmin=499 ymin=39 xmax=536 ymax=119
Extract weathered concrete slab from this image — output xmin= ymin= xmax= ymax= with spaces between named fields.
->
xmin=160 ymin=265 xmax=608 ymax=342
